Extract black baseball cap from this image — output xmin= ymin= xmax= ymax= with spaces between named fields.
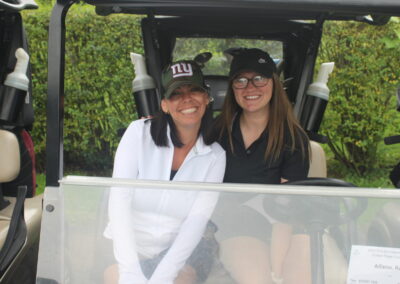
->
xmin=162 ymin=60 xmax=207 ymax=98
xmin=226 ymin=48 xmax=277 ymax=78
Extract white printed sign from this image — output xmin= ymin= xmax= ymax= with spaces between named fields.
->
xmin=347 ymin=245 xmax=400 ymax=284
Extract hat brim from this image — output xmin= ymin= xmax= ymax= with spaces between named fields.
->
xmin=230 ymin=66 xmax=274 ymax=79
xmin=164 ymin=80 xmax=207 ymax=99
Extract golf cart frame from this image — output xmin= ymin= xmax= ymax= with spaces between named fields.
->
xmin=39 ymin=1 xmax=400 ymax=284
xmin=0 ymin=1 xmax=42 ymax=283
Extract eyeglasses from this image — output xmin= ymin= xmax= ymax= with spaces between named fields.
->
xmin=232 ymin=75 xmax=269 ymax=89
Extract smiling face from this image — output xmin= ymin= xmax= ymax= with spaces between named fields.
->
xmin=161 ymin=84 xmax=209 ymax=132
xmin=232 ymin=71 xmax=273 ymax=115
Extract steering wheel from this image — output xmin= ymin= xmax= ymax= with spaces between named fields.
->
xmin=263 ymin=178 xmax=367 ymax=226
xmin=285 ymin=177 xmax=356 ymax=187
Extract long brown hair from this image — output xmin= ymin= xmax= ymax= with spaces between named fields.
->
xmin=215 ymin=73 xmax=309 ymax=161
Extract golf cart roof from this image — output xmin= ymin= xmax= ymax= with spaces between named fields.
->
xmin=85 ymin=0 xmax=400 ymax=20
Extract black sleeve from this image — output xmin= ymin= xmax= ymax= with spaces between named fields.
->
xmin=281 ymin=131 xmax=310 ymax=181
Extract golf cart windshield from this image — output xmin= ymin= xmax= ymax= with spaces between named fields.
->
xmin=36 ymin=177 xmax=400 ymax=283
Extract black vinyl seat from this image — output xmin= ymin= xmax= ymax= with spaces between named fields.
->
xmin=205 ymin=75 xmax=229 ymax=111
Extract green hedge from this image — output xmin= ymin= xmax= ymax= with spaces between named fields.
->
xmin=318 ymin=19 xmax=400 ymax=175
xmin=24 ymin=6 xmax=144 ymax=173
xmin=23 ymin=7 xmax=50 ymax=171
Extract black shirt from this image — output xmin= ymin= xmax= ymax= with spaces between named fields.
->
xmin=220 ymin=114 xmax=309 ymax=184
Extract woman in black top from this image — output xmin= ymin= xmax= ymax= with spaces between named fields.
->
xmin=211 ymin=48 xmax=310 ymax=284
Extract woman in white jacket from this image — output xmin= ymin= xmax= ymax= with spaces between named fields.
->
xmin=104 ymin=59 xmax=226 ymax=284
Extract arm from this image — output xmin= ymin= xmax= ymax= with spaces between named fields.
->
xmin=108 ymin=121 xmax=148 ymax=284
xmin=281 ymin=132 xmax=310 ymax=181
xmin=109 ymin=188 xmax=148 ymax=284
xmin=148 ymin=150 xmax=226 ymax=284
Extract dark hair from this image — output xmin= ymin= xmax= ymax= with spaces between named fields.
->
xmin=214 ymin=73 xmax=309 ymax=161
xmin=148 ymin=107 xmax=215 ymax=147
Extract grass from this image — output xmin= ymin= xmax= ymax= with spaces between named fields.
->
xmin=36 ymin=173 xmax=46 ymax=195
xmin=35 ymin=169 xmax=112 ymax=196
xmin=329 ymin=165 xmax=395 ymax=188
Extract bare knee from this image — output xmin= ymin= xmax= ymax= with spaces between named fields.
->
xmin=219 ymin=237 xmax=272 ymax=284
xmin=174 ymin=265 xmax=197 ymax=284
xmin=103 ymin=263 xmax=119 ymax=284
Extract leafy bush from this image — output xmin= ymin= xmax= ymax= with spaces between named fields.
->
xmin=174 ymin=38 xmax=283 ymax=75
xmin=22 ymin=7 xmax=51 ymax=171
xmin=318 ymin=20 xmax=400 ymax=175
xmin=24 ymin=6 xmax=144 ymax=173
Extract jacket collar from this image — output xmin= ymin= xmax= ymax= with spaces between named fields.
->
xmin=166 ymin=123 xmax=212 ymax=155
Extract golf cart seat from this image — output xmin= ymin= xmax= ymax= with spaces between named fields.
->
xmin=1 ymin=128 xmax=36 ymax=198
xmin=0 ymin=129 xmax=25 ymax=271
xmin=205 ymin=75 xmax=229 ymax=111
xmin=0 ymin=127 xmax=41 ymax=280
xmin=308 ymin=140 xmax=327 ymax=178
xmin=0 ymin=130 xmax=20 ymax=184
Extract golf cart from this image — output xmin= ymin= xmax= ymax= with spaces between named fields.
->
xmin=36 ymin=1 xmax=400 ymax=283
xmin=0 ymin=0 xmax=42 ymax=283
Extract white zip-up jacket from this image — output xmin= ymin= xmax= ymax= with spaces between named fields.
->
xmin=105 ymin=119 xmax=226 ymax=284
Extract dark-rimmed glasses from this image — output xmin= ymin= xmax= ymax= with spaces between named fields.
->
xmin=232 ymin=75 xmax=269 ymax=89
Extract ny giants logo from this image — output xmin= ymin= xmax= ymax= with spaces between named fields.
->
xmin=170 ymin=62 xmax=193 ymax=78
